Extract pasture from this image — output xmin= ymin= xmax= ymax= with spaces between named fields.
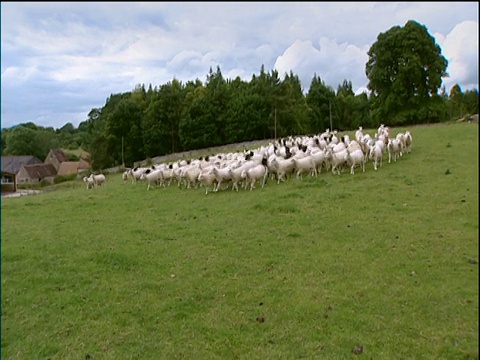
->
xmin=1 ymin=123 xmax=478 ymax=359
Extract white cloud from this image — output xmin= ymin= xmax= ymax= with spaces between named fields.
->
xmin=1 ymin=2 xmax=478 ymax=130
xmin=274 ymin=38 xmax=369 ymax=93
xmin=437 ymin=20 xmax=479 ymax=92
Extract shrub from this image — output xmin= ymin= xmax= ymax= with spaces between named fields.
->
xmin=54 ymin=173 xmax=77 ymax=184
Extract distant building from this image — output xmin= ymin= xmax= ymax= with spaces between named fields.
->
xmin=1 ymin=155 xmax=43 ymax=174
xmin=17 ymin=163 xmax=57 ymax=184
xmin=44 ymin=149 xmax=69 ymax=173
xmin=1 ymin=171 xmax=17 ymax=193
xmin=57 ymin=159 xmax=91 ymax=177
xmin=2 ymin=150 xmax=91 ymax=184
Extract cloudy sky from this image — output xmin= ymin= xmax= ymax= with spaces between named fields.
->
xmin=1 ymin=2 xmax=478 ymax=130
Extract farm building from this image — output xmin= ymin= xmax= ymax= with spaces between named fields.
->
xmin=57 ymin=159 xmax=91 ymax=177
xmin=1 ymin=171 xmax=17 ymax=194
xmin=1 ymin=155 xmax=43 ymax=175
xmin=44 ymin=149 xmax=69 ymax=173
xmin=17 ymin=163 xmax=57 ymax=184
xmin=1 ymin=150 xmax=91 ymax=185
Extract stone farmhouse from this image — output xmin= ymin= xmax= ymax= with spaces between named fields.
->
xmin=1 ymin=149 xmax=91 ymax=192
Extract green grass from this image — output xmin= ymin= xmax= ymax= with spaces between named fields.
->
xmin=2 ymin=123 xmax=478 ymax=359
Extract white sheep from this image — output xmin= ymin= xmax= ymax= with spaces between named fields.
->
xmin=139 ymin=168 xmax=164 ymax=190
xmin=345 ymin=149 xmax=365 ymax=174
xmin=355 ymin=126 xmax=364 ymax=142
xmin=310 ymin=148 xmax=326 ymax=174
xmin=369 ymin=144 xmax=383 ymax=171
xmin=404 ymin=131 xmax=413 ymax=153
xmin=89 ymin=173 xmax=106 ymax=187
xmin=183 ymin=164 xmax=202 ymax=189
xmin=158 ymin=165 xmax=175 ymax=187
xmin=128 ymin=167 xmax=151 ymax=184
xmin=292 ymin=155 xmax=317 ymax=179
xmin=197 ymin=170 xmax=218 ymax=195
xmin=269 ymin=156 xmax=295 ymax=184
xmin=325 ymin=148 xmax=347 ymax=175
xmin=229 ymin=160 xmax=258 ymax=191
xmin=387 ymin=138 xmax=401 ymax=163
xmin=241 ymin=162 xmax=268 ymax=191
xmin=83 ymin=176 xmax=95 ymax=189
xmin=212 ymin=166 xmax=233 ymax=192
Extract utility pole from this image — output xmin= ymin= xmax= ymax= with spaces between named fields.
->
xmin=274 ymin=107 xmax=277 ymax=141
xmin=329 ymin=100 xmax=333 ymax=131
xmin=121 ymin=136 xmax=125 ymax=167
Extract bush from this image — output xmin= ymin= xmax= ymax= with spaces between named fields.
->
xmin=39 ymin=179 xmax=51 ymax=188
xmin=66 ymin=153 xmax=80 ymax=161
xmin=54 ymin=173 xmax=77 ymax=184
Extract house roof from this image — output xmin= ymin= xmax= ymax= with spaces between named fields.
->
xmin=21 ymin=163 xmax=57 ymax=179
xmin=57 ymin=162 xmax=80 ymax=176
xmin=57 ymin=160 xmax=90 ymax=176
xmin=1 ymin=155 xmax=43 ymax=174
xmin=80 ymin=151 xmax=91 ymax=160
xmin=78 ymin=159 xmax=90 ymax=169
xmin=46 ymin=149 xmax=69 ymax=163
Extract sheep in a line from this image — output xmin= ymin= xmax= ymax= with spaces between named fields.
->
xmin=122 ymin=125 xmax=412 ymax=191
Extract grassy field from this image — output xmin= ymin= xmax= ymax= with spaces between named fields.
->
xmin=1 ymin=123 xmax=478 ymax=359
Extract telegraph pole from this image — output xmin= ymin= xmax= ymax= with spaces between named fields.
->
xmin=122 ymin=136 xmax=125 ymax=167
xmin=329 ymin=100 xmax=332 ymax=131
xmin=274 ymin=108 xmax=277 ymax=141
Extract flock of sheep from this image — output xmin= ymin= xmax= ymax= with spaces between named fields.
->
xmin=115 ymin=124 xmax=413 ymax=194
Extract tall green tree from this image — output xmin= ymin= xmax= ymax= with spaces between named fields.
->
xmin=335 ymin=80 xmax=356 ymax=130
xmin=248 ymin=65 xmax=279 ymax=139
xmin=3 ymin=125 xmax=58 ymax=160
xmin=105 ymin=96 xmax=144 ymax=166
xmin=463 ymin=88 xmax=479 ymax=117
xmin=449 ymin=84 xmax=466 ymax=119
xmin=365 ymin=20 xmax=448 ymax=125
xmin=205 ymin=66 xmax=230 ymax=146
xmin=179 ymin=86 xmax=217 ymax=151
xmin=278 ymin=71 xmax=309 ymax=136
xmin=1 ymin=129 xmax=9 ymax=155
xmin=142 ymin=92 xmax=170 ymax=158
xmin=306 ymin=74 xmax=336 ymax=134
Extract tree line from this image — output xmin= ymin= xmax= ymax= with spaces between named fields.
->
xmin=2 ymin=20 xmax=478 ymax=170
